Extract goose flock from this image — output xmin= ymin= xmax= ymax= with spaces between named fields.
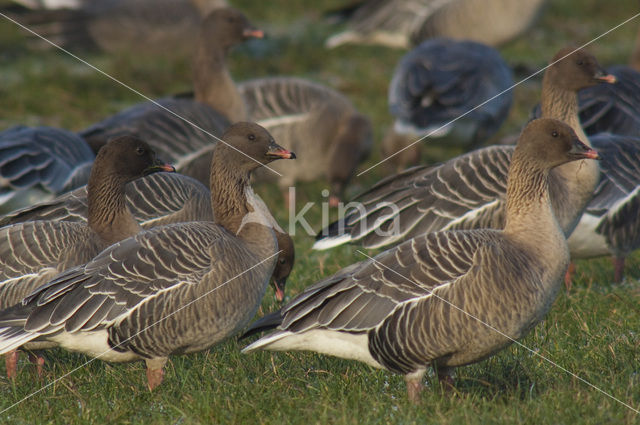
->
xmin=0 ymin=0 xmax=638 ymax=413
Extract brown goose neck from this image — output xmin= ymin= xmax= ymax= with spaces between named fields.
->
xmin=209 ymin=153 xmax=250 ymax=234
xmin=87 ymin=173 xmax=139 ymax=245
xmin=540 ymin=77 xmax=589 ymax=144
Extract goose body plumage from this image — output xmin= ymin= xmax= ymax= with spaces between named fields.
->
xmin=315 ymin=48 xmax=614 ymax=251
xmin=325 ymin=0 xmax=546 ymax=49
xmin=244 ymin=118 xmax=598 ymax=400
xmin=383 ymin=38 xmax=513 ymax=168
xmin=0 ymin=125 xmax=94 ymax=212
xmin=0 ymin=122 xmax=294 ymax=390
xmin=241 ymin=77 xmax=373 ymax=202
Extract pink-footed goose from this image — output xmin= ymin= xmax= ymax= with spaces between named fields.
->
xmin=0 ymin=136 xmax=174 ymax=378
xmin=243 ymin=118 xmax=599 ymax=401
xmin=0 ymin=122 xmax=294 ymax=390
xmin=0 ymin=125 xmax=95 ymax=212
xmin=4 ymin=0 xmax=227 ymax=56
xmin=325 ymin=0 xmax=546 ymax=49
xmin=0 ymin=172 xmax=295 ymax=300
xmin=80 ymin=7 xmax=263 ymax=185
xmin=313 ymin=48 xmax=615 ymax=255
xmin=240 ymin=77 xmax=373 ymax=206
xmin=382 ymin=38 xmax=513 ymax=169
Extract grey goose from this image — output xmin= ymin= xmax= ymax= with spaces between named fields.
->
xmin=382 ymin=38 xmax=513 ymax=169
xmin=240 ymin=77 xmax=373 ymax=206
xmin=80 ymin=7 xmax=263 ymax=186
xmin=243 ymin=118 xmax=599 ymax=401
xmin=314 ymin=48 xmax=615 ymax=253
xmin=0 ymin=172 xmax=296 ymax=301
xmin=0 ymin=125 xmax=94 ymax=212
xmin=4 ymin=0 xmax=227 ymax=56
xmin=0 ymin=122 xmax=294 ymax=390
xmin=0 ymin=136 xmax=173 ymax=377
xmin=325 ymin=0 xmax=546 ymax=49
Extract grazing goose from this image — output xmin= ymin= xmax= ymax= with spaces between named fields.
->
xmin=313 ymin=48 xmax=615 ymax=251
xmin=566 ymin=135 xmax=640 ymax=283
xmin=240 ymin=77 xmax=373 ymax=206
xmin=243 ymin=118 xmax=599 ymax=401
xmin=0 ymin=122 xmax=294 ymax=390
xmin=325 ymin=0 xmax=546 ymax=49
xmin=0 ymin=173 xmax=296 ymax=300
xmin=4 ymin=0 xmax=227 ymax=56
xmin=80 ymin=7 xmax=263 ymax=185
xmin=382 ymin=38 xmax=513 ymax=169
xmin=0 ymin=135 xmax=173 ymax=378
xmin=0 ymin=125 xmax=94 ymax=212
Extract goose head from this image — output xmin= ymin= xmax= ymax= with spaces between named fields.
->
xmin=199 ymin=8 xmax=264 ymax=53
xmin=272 ymin=231 xmax=295 ymax=301
xmin=546 ymin=47 xmax=617 ymax=91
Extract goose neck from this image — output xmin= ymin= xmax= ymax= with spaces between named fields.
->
xmin=540 ymin=78 xmax=589 ymax=144
xmin=87 ymin=175 xmax=140 ymax=245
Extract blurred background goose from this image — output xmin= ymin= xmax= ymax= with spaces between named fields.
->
xmin=382 ymin=38 xmax=514 ymax=169
xmin=325 ymin=0 xmax=547 ymax=49
xmin=80 ymin=7 xmax=263 ymax=185
xmin=0 ymin=136 xmax=173 ymax=378
xmin=240 ymin=77 xmax=373 ymax=206
xmin=314 ymin=48 xmax=614 ymax=251
xmin=0 ymin=126 xmax=94 ymax=213
xmin=243 ymin=119 xmax=598 ymax=401
xmin=0 ymin=122 xmax=294 ymax=390
xmin=3 ymin=0 xmax=227 ymax=57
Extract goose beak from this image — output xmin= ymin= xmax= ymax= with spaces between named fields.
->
xmin=594 ymin=71 xmax=617 ymax=84
xmin=145 ymin=161 xmax=176 ymax=175
xmin=243 ymin=28 xmax=264 ymax=39
xmin=571 ymin=140 xmax=600 ymax=160
xmin=267 ymin=144 xmax=296 ymax=159
xmin=273 ymin=279 xmax=286 ymax=302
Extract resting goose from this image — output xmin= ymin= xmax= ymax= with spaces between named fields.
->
xmin=0 ymin=125 xmax=94 ymax=212
xmin=80 ymin=7 xmax=263 ymax=185
xmin=240 ymin=77 xmax=373 ymax=206
xmin=4 ymin=0 xmax=227 ymax=56
xmin=325 ymin=0 xmax=546 ymax=49
xmin=0 ymin=135 xmax=173 ymax=377
xmin=0 ymin=122 xmax=294 ymax=390
xmin=314 ymin=48 xmax=615 ymax=251
xmin=382 ymin=38 xmax=513 ymax=169
xmin=0 ymin=172 xmax=295 ymax=300
xmin=243 ymin=118 xmax=599 ymax=401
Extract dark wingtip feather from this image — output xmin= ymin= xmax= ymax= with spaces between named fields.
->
xmin=238 ymin=310 xmax=283 ymax=340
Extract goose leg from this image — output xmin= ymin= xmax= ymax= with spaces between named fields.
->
xmin=404 ymin=368 xmax=426 ymax=403
xmin=613 ymin=256 xmax=625 ymax=283
xmin=27 ymin=351 xmax=45 ymax=377
xmin=5 ymin=350 xmax=18 ymax=379
xmin=564 ymin=262 xmax=576 ymax=291
xmin=435 ymin=365 xmax=455 ymax=393
xmin=145 ymin=357 xmax=168 ymax=391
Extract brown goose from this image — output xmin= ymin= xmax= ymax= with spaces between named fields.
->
xmin=314 ymin=48 xmax=615 ymax=251
xmin=325 ymin=0 xmax=546 ymax=49
xmin=0 ymin=172 xmax=295 ymax=300
xmin=0 ymin=135 xmax=173 ymax=377
xmin=240 ymin=77 xmax=373 ymax=206
xmin=80 ymin=7 xmax=263 ymax=185
xmin=0 ymin=122 xmax=294 ymax=390
xmin=243 ymin=118 xmax=599 ymax=401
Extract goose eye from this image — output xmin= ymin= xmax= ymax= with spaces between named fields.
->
xmin=551 ymin=131 xmax=558 ymax=137
xmin=136 ymin=147 xmax=146 ymax=155
xmin=248 ymin=134 xmax=256 ymax=141
xmin=576 ymin=60 xmax=584 ymax=66
xmin=279 ymin=259 xmax=286 ymax=264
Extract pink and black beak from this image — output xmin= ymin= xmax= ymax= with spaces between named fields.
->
xmin=594 ymin=69 xmax=617 ymax=84
xmin=144 ymin=159 xmax=176 ymax=175
xmin=570 ymin=139 xmax=600 ymax=160
xmin=267 ymin=142 xmax=296 ymax=160
xmin=273 ymin=279 xmax=286 ymax=302
xmin=243 ymin=27 xmax=264 ymax=39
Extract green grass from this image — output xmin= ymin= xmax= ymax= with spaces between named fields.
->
xmin=0 ymin=0 xmax=640 ymax=423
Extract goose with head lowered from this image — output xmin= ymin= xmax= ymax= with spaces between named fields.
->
xmin=80 ymin=7 xmax=263 ymax=186
xmin=0 ymin=135 xmax=174 ymax=377
xmin=243 ymin=118 xmax=599 ymax=401
xmin=0 ymin=122 xmax=294 ymax=390
xmin=313 ymin=47 xmax=615 ymax=252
